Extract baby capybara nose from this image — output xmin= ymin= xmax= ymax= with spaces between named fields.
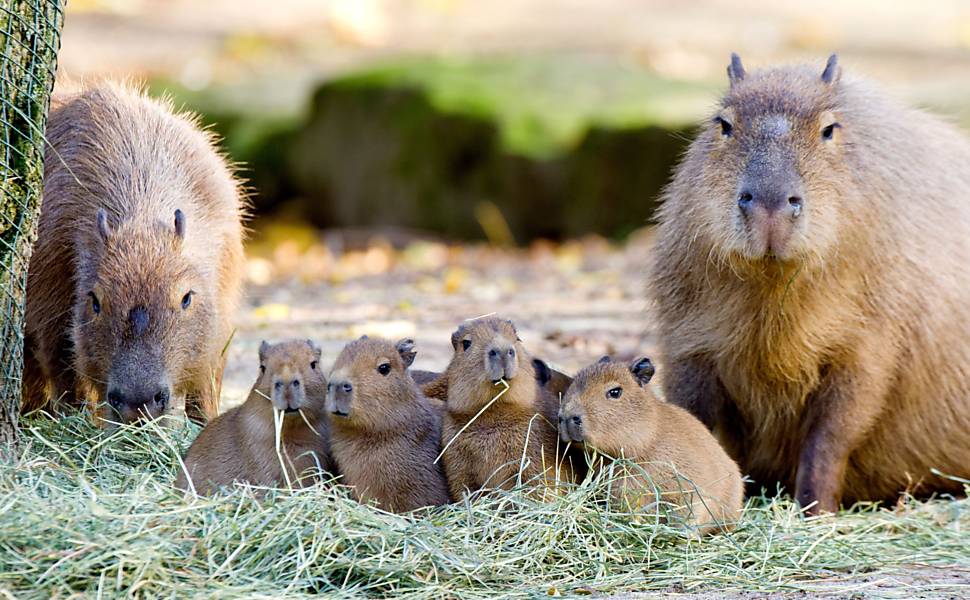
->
xmin=341 ymin=382 xmax=352 ymax=393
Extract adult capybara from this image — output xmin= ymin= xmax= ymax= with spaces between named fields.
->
xmin=326 ymin=337 xmax=450 ymax=512
xmin=560 ymin=357 xmax=743 ymax=534
xmin=652 ymin=54 xmax=970 ymax=513
xmin=437 ymin=317 xmax=573 ymax=498
xmin=175 ymin=340 xmax=332 ymax=494
xmin=23 ymin=82 xmax=245 ymax=425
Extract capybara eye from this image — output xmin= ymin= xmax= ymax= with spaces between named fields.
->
xmin=462 ymin=339 xmax=471 ymax=351
xmin=274 ymin=381 xmax=283 ymax=391
xmin=88 ymin=292 xmax=100 ymax=315
xmin=310 ymin=360 xmax=318 ymax=370
xmin=821 ymin=123 xmax=839 ymax=140
xmin=292 ymin=380 xmax=300 ymax=388
xmin=715 ymin=116 xmax=733 ymax=137
xmin=181 ymin=291 xmax=193 ymax=310
xmin=607 ymin=387 xmax=623 ymax=399
xmin=378 ymin=363 xmax=391 ymax=376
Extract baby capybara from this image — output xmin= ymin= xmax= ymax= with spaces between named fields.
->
xmin=652 ymin=54 xmax=970 ymax=513
xmin=560 ymin=357 xmax=743 ymax=534
xmin=326 ymin=337 xmax=450 ymax=512
xmin=22 ymin=82 xmax=245 ymax=426
xmin=437 ymin=317 xmax=571 ymax=498
xmin=175 ymin=340 xmax=332 ymax=494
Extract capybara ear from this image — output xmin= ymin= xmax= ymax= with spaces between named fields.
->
xmin=174 ymin=209 xmax=186 ymax=239
xmin=96 ymin=208 xmax=111 ymax=240
xmin=359 ymin=334 xmax=369 ymax=341
xmin=258 ymin=340 xmax=270 ymax=362
xmin=396 ymin=338 xmax=416 ymax=368
xmin=506 ymin=319 xmax=518 ymax=338
xmin=629 ymin=356 xmax=655 ymax=386
xmin=532 ymin=358 xmax=551 ymax=386
xmin=450 ymin=324 xmax=467 ymax=351
xmin=598 ymin=355 xmax=612 ymax=364
xmin=727 ymin=52 xmax=745 ymax=87
xmin=306 ymin=338 xmax=322 ymax=359
xmin=821 ymin=54 xmax=840 ymax=84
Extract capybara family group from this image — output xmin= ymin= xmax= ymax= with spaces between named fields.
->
xmin=18 ymin=55 xmax=970 ymax=527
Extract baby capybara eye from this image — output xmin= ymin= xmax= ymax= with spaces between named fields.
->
xmin=821 ymin=122 xmax=839 ymax=140
xmin=377 ymin=363 xmax=391 ymax=376
xmin=607 ymin=387 xmax=623 ymax=399
xmin=310 ymin=360 xmax=318 ymax=370
xmin=259 ymin=365 xmax=265 ymax=374
xmin=89 ymin=292 xmax=100 ymax=315
xmin=274 ymin=381 xmax=283 ymax=391
xmin=716 ymin=116 xmax=733 ymax=137
xmin=462 ymin=339 xmax=471 ymax=351
xmin=181 ymin=291 xmax=193 ymax=310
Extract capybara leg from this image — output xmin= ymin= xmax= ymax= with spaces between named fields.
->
xmin=20 ymin=344 xmax=50 ymax=415
xmin=664 ymin=357 xmax=746 ymax=460
xmin=795 ymin=356 xmax=892 ymax=514
xmin=185 ymin=370 xmax=219 ymax=424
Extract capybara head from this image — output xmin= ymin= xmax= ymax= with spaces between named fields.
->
xmin=445 ymin=317 xmax=538 ymax=412
xmin=685 ymin=54 xmax=852 ymax=264
xmin=559 ymin=356 xmax=656 ymax=452
xmin=326 ymin=336 xmax=420 ymax=430
xmin=74 ymin=208 xmax=215 ymax=424
xmin=255 ymin=339 xmax=325 ymax=415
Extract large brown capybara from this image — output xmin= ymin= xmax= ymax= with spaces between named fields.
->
xmin=559 ymin=356 xmax=743 ymax=534
xmin=652 ymin=54 xmax=970 ymax=513
xmin=23 ymin=82 xmax=245 ymax=426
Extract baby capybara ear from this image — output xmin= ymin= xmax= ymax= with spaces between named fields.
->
xmin=174 ymin=209 xmax=186 ymax=239
xmin=396 ymin=338 xmax=416 ymax=368
xmin=306 ymin=338 xmax=322 ymax=360
xmin=450 ymin=324 xmax=467 ymax=351
xmin=629 ymin=357 xmax=655 ymax=386
xmin=96 ymin=208 xmax=111 ymax=240
xmin=598 ymin=355 xmax=612 ymax=364
xmin=258 ymin=340 xmax=270 ymax=362
xmin=532 ymin=358 xmax=551 ymax=386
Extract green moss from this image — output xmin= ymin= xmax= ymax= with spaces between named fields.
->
xmin=334 ymin=54 xmax=716 ymax=159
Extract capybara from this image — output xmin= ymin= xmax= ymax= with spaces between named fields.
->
xmin=326 ymin=336 xmax=450 ymax=512
xmin=652 ymin=54 xmax=970 ymax=513
xmin=175 ymin=339 xmax=332 ymax=494
xmin=560 ymin=357 xmax=743 ymax=533
xmin=23 ymin=82 xmax=245 ymax=425
xmin=437 ymin=317 xmax=572 ymax=498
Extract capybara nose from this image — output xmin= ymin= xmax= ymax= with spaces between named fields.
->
xmin=107 ymin=389 xmax=123 ymax=409
xmin=738 ymin=188 xmax=802 ymax=219
xmin=153 ymin=387 xmax=170 ymax=409
xmin=341 ymin=382 xmax=352 ymax=393
xmin=486 ymin=347 xmax=506 ymax=381
xmin=564 ymin=415 xmax=584 ymax=443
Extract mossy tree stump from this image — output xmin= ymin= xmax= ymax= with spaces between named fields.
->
xmin=0 ymin=1 xmax=64 ymax=446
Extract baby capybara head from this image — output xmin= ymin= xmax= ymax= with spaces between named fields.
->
xmin=326 ymin=336 xmax=421 ymax=431
xmin=559 ymin=356 xmax=656 ymax=452
xmin=685 ymin=54 xmax=852 ymax=264
xmin=74 ymin=209 xmax=215 ymax=424
xmin=255 ymin=339 xmax=326 ymax=415
xmin=445 ymin=317 xmax=541 ymax=411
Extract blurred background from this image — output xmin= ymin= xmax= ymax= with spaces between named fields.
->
xmin=57 ymin=0 xmax=970 ymax=405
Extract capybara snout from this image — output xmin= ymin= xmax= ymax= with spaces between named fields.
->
xmin=325 ymin=380 xmax=353 ymax=418
xmin=737 ymin=166 xmax=805 ymax=257
xmin=485 ymin=340 xmax=518 ymax=382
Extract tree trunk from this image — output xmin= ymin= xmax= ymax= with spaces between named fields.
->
xmin=0 ymin=1 xmax=64 ymax=447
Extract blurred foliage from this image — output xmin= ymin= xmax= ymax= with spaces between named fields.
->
xmin=155 ymin=54 xmax=709 ymax=241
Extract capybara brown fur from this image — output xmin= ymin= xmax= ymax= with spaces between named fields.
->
xmin=437 ymin=317 xmax=572 ymax=498
xmin=326 ymin=336 xmax=450 ymax=512
xmin=560 ymin=357 xmax=743 ymax=533
xmin=652 ymin=54 xmax=970 ymax=513
xmin=175 ymin=340 xmax=332 ymax=494
xmin=23 ymin=81 xmax=245 ymax=426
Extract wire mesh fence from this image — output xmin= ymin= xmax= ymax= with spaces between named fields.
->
xmin=0 ymin=0 xmax=64 ymax=444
